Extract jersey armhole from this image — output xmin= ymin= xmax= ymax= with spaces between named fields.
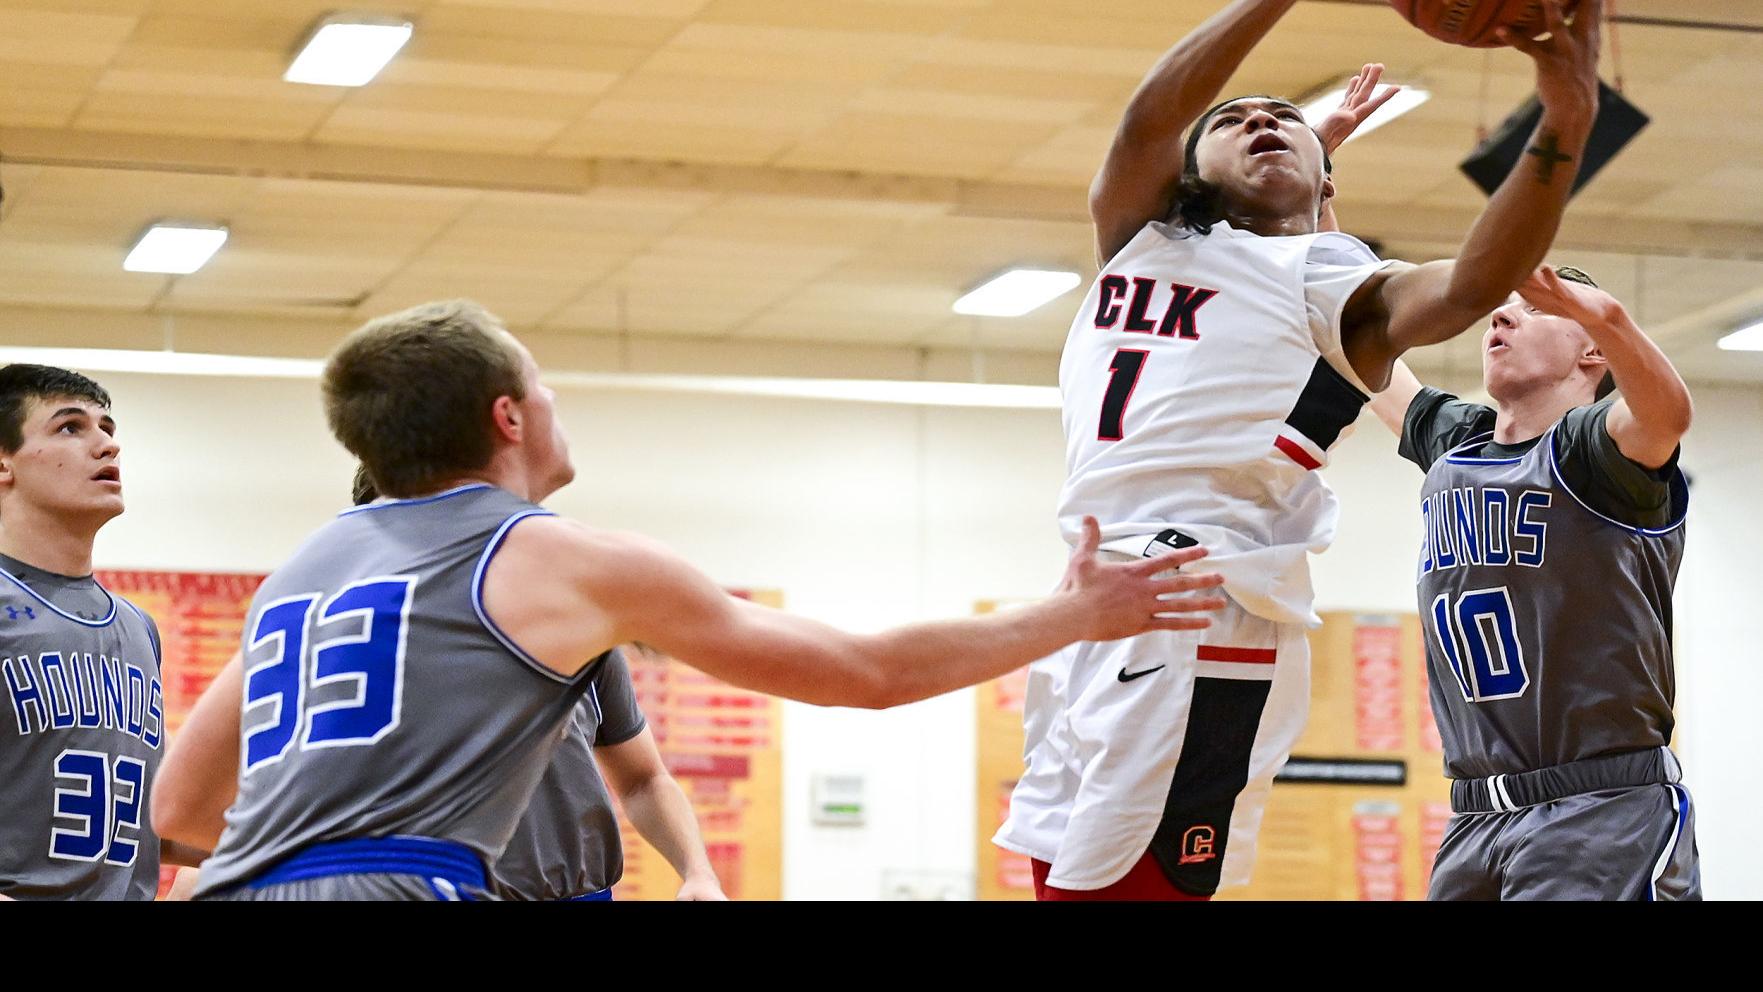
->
xmin=1546 ymin=427 xmax=1690 ymax=536
xmin=120 ymin=599 xmax=163 ymax=666
xmin=471 ymin=509 xmax=594 ymax=686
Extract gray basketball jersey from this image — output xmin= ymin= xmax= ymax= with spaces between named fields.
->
xmin=492 ymin=649 xmax=646 ymax=900
xmin=1415 ymin=427 xmax=1688 ymax=780
xmin=0 ymin=567 xmax=164 ymax=900
xmin=195 ymin=483 xmax=597 ymax=896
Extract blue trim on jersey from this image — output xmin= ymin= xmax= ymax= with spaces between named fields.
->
xmin=563 ymin=888 xmax=613 ymax=901
xmin=470 ymin=509 xmax=577 ymax=685
xmin=1546 ymin=426 xmax=1689 ymax=537
xmin=118 ymin=598 xmax=161 ymax=663
xmin=0 ymin=566 xmax=118 ymax=627
xmin=1442 ymin=432 xmax=1526 ymax=465
xmin=247 ymin=836 xmax=487 ymax=894
xmin=338 ymin=482 xmax=494 ymax=516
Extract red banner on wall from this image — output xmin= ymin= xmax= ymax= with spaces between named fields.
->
xmin=1353 ymin=621 xmax=1404 ymax=752
xmin=96 ymin=569 xmax=267 ymax=899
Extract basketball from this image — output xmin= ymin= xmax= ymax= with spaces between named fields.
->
xmin=1390 ymin=0 xmax=1551 ymax=48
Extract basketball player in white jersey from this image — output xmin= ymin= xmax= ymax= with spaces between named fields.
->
xmin=996 ymin=0 xmax=1604 ymax=899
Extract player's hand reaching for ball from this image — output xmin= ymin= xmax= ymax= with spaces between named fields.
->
xmin=1502 ymin=0 xmax=1602 ymax=122
xmin=1316 ymin=62 xmax=1403 ymax=154
xmin=1057 ymin=515 xmax=1227 ymax=641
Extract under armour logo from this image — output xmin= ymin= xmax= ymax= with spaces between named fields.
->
xmin=4 ymin=605 xmax=35 ymax=621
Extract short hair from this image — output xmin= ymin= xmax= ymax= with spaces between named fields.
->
xmin=322 ymin=300 xmax=526 ymax=499
xmin=0 ymin=364 xmax=111 ymax=454
xmin=1553 ymin=267 xmax=1617 ymax=399
xmin=1175 ymin=96 xmax=1334 ymax=235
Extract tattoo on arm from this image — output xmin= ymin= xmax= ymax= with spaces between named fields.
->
xmin=1526 ymin=130 xmax=1574 ymax=185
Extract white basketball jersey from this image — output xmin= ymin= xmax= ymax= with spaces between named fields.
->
xmin=1056 ymin=220 xmax=1392 ymax=625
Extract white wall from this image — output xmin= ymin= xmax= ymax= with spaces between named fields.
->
xmin=79 ymin=369 xmax=1762 ymax=899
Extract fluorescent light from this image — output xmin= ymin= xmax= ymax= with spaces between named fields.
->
xmin=285 ymin=14 xmax=413 ymax=87
xmin=0 ymin=347 xmax=1063 ymax=408
xmin=122 ymin=223 xmax=228 ymax=274
xmin=1717 ymin=320 xmax=1763 ymax=352
xmin=1300 ymin=85 xmax=1431 ymax=143
xmin=954 ymin=269 xmax=1083 ymax=317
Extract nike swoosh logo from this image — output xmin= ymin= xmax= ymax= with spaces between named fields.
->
xmin=1117 ymin=666 xmax=1165 ymax=683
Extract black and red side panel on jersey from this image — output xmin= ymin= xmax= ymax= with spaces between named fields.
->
xmin=1275 ymin=357 xmax=1369 ymax=470
xmin=1147 ymin=677 xmax=1273 ymax=896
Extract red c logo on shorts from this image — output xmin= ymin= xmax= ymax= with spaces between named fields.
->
xmin=1179 ymin=825 xmax=1217 ymax=864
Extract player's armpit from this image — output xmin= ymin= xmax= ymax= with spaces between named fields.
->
xmin=476 ymin=515 xmax=622 ymax=678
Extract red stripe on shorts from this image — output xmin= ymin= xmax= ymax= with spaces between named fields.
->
xmin=1273 ymin=435 xmax=1321 ymax=470
xmin=1196 ymin=645 xmax=1276 ymax=664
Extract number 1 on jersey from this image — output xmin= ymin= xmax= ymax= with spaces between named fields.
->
xmin=1098 ymin=348 xmax=1148 ymax=442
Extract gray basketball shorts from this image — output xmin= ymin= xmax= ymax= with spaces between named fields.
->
xmin=199 ymin=872 xmax=487 ymax=901
xmin=1429 ymin=782 xmax=1699 ymax=901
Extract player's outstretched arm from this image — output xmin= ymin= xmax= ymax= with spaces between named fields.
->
xmin=597 ymin=727 xmax=726 ymax=900
xmin=1091 ymin=0 xmax=1301 ymax=264
xmin=151 ymin=653 xmax=243 ymax=852
xmin=501 ymin=515 xmax=1226 ymax=708
xmin=1517 ymin=265 xmax=1693 ymax=467
xmin=1340 ymin=0 xmax=1603 ymax=387
xmin=1367 ymin=359 xmax=1425 ymax=437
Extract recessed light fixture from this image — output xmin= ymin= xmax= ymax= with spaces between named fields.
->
xmin=285 ymin=13 xmax=414 ymax=87
xmin=1717 ymin=319 xmax=1763 ymax=352
xmin=954 ymin=268 xmax=1083 ymax=317
xmin=1300 ymin=82 xmax=1431 ymax=143
xmin=122 ymin=223 xmax=229 ymax=274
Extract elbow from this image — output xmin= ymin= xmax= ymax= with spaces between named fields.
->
xmin=853 ymin=672 xmax=903 ymax=711
xmin=1667 ymin=395 xmax=1694 ymax=440
xmin=848 ymin=647 xmax=910 ymax=711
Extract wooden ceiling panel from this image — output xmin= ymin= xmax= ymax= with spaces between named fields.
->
xmin=419 ymin=3 xmax=690 ymax=48
xmin=314 ymin=106 xmax=570 ymax=152
xmin=0 ymin=1 xmax=1759 ymax=381
xmin=0 ymin=5 xmax=138 ymax=67
xmin=546 ymin=119 xmax=794 ymax=164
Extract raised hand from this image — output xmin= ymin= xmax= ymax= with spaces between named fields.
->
xmin=1315 ymin=62 xmax=1403 ymax=153
xmin=1517 ymin=265 xmax=1629 ymax=329
xmin=1500 ymin=0 xmax=1602 ymax=123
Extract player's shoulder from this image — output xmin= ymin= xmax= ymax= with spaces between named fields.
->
xmin=1304 ymin=230 xmax=1384 ymax=267
xmin=494 ymin=517 xmax=677 ymax=582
